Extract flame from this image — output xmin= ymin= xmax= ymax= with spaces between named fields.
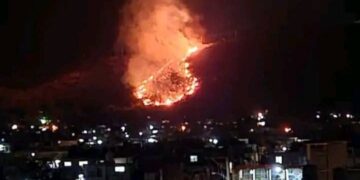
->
xmin=134 ymin=45 xmax=205 ymax=106
xmin=121 ymin=0 xmax=207 ymax=107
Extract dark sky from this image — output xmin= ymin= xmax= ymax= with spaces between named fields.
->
xmin=0 ymin=0 xmax=358 ymax=122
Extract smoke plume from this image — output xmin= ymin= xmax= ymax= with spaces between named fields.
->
xmin=120 ymin=0 xmax=204 ymax=88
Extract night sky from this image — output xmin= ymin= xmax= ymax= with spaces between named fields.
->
xmin=0 ymin=0 xmax=358 ymax=122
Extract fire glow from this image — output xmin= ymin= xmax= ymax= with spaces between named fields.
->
xmin=121 ymin=0 xmax=207 ymax=107
xmin=134 ymin=46 xmax=205 ymax=106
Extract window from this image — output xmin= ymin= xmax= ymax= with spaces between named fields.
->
xmin=190 ymin=155 xmax=198 ymax=163
xmin=115 ymin=166 xmax=125 ymax=173
xmin=275 ymin=156 xmax=283 ymax=164
xmin=79 ymin=161 xmax=88 ymax=167
xmin=64 ymin=161 xmax=72 ymax=167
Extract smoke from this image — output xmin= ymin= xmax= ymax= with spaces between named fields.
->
xmin=120 ymin=0 xmax=204 ymax=88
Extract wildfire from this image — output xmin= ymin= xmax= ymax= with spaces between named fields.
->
xmin=134 ymin=45 xmax=204 ymax=106
xmin=121 ymin=0 xmax=207 ymax=107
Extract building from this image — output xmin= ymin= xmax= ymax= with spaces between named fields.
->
xmin=306 ymin=141 xmax=348 ymax=180
xmin=232 ymin=164 xmax=303 ymax=180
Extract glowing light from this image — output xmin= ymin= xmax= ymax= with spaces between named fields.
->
xmin=51 ymin=125 xmax=58 ymax=132
xmin=147 ymin=138 xmax=158 ymax=143
xmin=149 ymin=125 xmax=154 ymax=130
xmin=186 ymin=47 xmax=198 ymax=57
xmin=121 ymin=126 xmax=126 ymax=132
xmin=257 ymin=112 xmax=264 ymax=120
xmin=139 ymin=132 xmax=143 ymax=136
xmin=330 ymin=113 xmax=338 ymax=118
xmin=40 ymin=117 xmax=48 ymax=125
xmin=0 ymin=144 xmax=5 ymax=151
xmin=78 ymin=174 xmax=85 ymax=180
xmin=115 ymin=166 xmax=125 ymax=173
xmin=79 ymin=161 xmax=88 ymax=167
xmin=212 ymin=138 xmax=219 ymax=145
xmin=284 ymin=127 xmax=292 ymax=133
xmin=55 ymin=159 xmax=61 ymax=167
xmin=346 ymin=113 xmax=354 ymax=119
xmin=31 ymin=152 xmax=36 ymax=157
xmin=64 ymin=161 xmax=72 ymax=167
xmin=181 ymin=125 xmax=186 ymax=132
xmin=257 ymin=121 xmax=266 ymax=127
xmin=97 ymin=140 xmax=103 ymax=145
xmin=275 ymin=156 xmax=283 ymax=164
xmin=78 ymin=138 xmax=84 ymax=143
xmin=190 ymin=155 xmax=198 ymax=163
xmin=11 ymin=124 xmax=18 ymax=130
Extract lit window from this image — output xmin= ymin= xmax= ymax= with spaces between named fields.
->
xmin=64 ymin=161 xmax=72 ymax=167
xmin=212 ymin=138 xmax=219 ymax=145
xmin=147 ymin=138 xmax=157 ymax=143
xmin=190 ymin=155 xmax=198 ymax=163
xmin=115 ymin=166 xmax=125 ymax=172
xmin=11 ymin=124 xmax=18 ymax=130
xmin=97 ymin=140 xmax=103 ymax=145
xmin=78 ymin=174 xmax=85 ymax=180
xmin=152 ymin=130 xmax=158 ymax=134
xmin=257 ymin=121 xmax=266 ymax=127
xmin=275 ymin=156 xmax=283 ymax=164
xmin=54 ymin=159 xmax=61 ymax=168
xmin=79 ymin=161 xmax=88 ymax=167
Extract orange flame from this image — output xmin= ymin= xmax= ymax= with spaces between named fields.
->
xmin=134 ymin=46 xmax=204 ymax=106
xmin=121 ymin=0 xmax=207 ymax=107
